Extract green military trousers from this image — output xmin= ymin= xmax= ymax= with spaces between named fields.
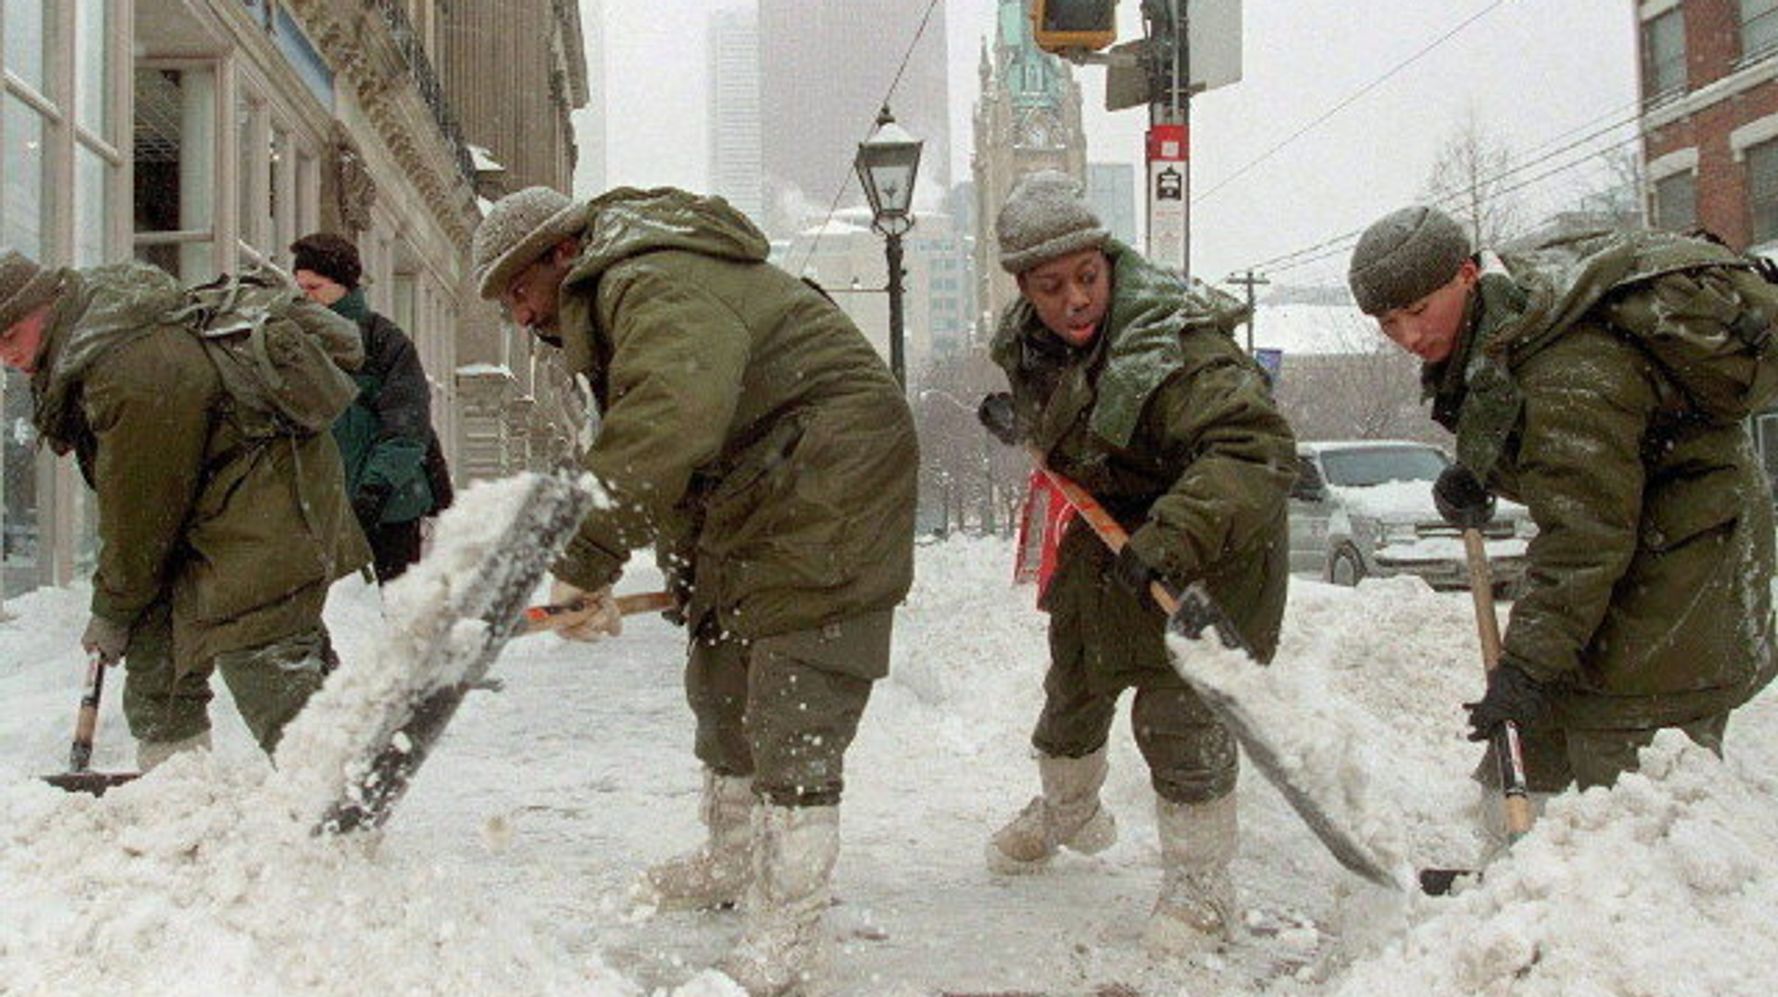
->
xmin=683 ymin=610 xmax=890 ymax=807
xmin=1032 ymin=621 xmax=1238 ymax=805
xmin=121 ymin=598 xmax=337 ymax=754
xmin=1480 ymin=711 xmax=1732 ymax=793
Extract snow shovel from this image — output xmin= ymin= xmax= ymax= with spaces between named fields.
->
xmin=1418 ymin=527 xmax=1535 ymax=896
xmin=41 ymin=650 xmax=140 ymax=796
xmin=516 ymin=590 xmax=676 ymax=636
xmin=1036 ymin=465 xmax=1403 ymax=891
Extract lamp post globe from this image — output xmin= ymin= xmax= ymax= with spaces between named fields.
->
xmin=854 ymin=105 xmax=924 ymax=388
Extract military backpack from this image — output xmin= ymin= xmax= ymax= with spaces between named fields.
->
xmin=169 ymin=265 xmax=362 ymax=438
xmin=1505 ymin=231 xmax=1778 ymax=425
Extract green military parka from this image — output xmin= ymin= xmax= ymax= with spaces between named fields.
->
xmin=990 ymin=241 xmax=1295 ymax=689
xmin=31 ymin=262 xmax=369 ymax=667
xmin=1426 ymin=234 xmax=1778 ymax=730
xmin=548 ymin=188 xmax=917 ymax=648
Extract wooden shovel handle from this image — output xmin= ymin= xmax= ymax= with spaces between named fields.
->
xmin=517 ymin=590 xmax=676 ymax=635
xmin=1461 ymin=527 xmax=1534 ymax=838
xmin=1035 ymin=465 xmax=1182 ymax=617
xmin=69 ymin=651 xmax=107 ymax=774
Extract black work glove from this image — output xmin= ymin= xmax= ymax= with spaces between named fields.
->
xmin=352 ymin=482 xmax=393 ymax=531
xmin=1464 ymin=662 xmax=1554 ymax=741
xmin=977 ymin=392 xmax=1020 ymax=447
xmin=1433 ymin=464 xmax=1496 ymax=529
xmin=1110 ymin=543 xmax=1159 ymax=597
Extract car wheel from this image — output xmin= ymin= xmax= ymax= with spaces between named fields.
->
xmin=1329 ymin=546 xmax=1365 ymax=587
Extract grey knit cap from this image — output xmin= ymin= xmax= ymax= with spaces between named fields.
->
xmin=472 ymin=186 xmax=588 ymax=300
xmin=1347 ymin=206 xmax=1472 ymax=315
xmin=996 ymin=170 xmax=1108 ymax=274
xmin=0 ymin=247 xmax=62 ymax=332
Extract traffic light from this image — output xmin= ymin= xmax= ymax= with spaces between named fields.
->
xmin=1030 ymin=0 xmax=1117 ymax=54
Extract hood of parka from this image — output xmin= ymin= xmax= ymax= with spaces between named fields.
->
xmin=32 ymin=261 xmax=188 ymax=453
xmin=555 ymin=186 xmax=772 ymax=380
xmin=991 ymin=239 xmax=1249 ymax=449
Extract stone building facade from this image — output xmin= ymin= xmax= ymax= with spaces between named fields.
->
xmin=0 ymin=0 xmax=591 ymax=606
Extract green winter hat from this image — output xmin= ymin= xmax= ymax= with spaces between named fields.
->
xmin=1347 ymin=206 xmax=1471 ymax=315
xmin=0 ymin=246 xmax=62 ymax=332
xmin=997 ymin=170 xmax=1108 ymax=274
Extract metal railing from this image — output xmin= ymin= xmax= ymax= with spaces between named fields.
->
xmin=368 ymin=0 xmax=477 ymax=184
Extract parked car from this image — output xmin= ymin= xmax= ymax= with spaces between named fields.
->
xmin=1289 ymin=440 xmax=1535 ymax=593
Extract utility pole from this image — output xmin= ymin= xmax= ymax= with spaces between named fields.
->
xmin=1144 ymin=0 xmax=1190 ymax=280
xmin=1225 ymin=268 xmax=1269 ymax=354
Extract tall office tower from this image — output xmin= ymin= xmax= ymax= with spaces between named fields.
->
xmin=758 ymin=0 xmax=951 ymax=236
xmin=709 ymin=5 xmax=765 ymax=223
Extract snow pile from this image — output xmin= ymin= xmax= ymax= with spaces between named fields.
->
xmin=0 ymin=755 xmax=619 ymax=994
xmin=1330 ymin=480 xmax=1439 ymax=521
xmin=1333 ymin=730 xmax=1778 ymax=996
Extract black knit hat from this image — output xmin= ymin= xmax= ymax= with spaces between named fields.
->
xmin=1347 ymin=206 xmax=1471 ymax=315
xmin=290 ymin=232 xmax=363 ymax=289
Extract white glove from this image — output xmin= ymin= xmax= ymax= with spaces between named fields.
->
xmin=548 ymin=578 xmax=622 ymax=642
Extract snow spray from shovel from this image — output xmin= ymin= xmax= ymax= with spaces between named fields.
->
xmin=1036 ymin=464 xmax=1402 ymax=891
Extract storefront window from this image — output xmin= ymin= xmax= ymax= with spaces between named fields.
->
xmin=2 ymin=95 xmax=46 ymax=257
xmin=134 ymin=66 xmax=217 ymax=282
xmin=74 ymin=144 xmax=109 ymax=267
xmin=74 ymin=0 xmax=109 ymax=133
xmin=3 ymin=0 xmax=46 ymax=94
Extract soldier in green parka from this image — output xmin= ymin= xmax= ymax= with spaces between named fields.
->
xmin=0 ymin=247 xmax=368 ymax=769
xmin=470 ymin=186 xmax=916 ymax=996
xmin=1347 ymin=205 xmax=1777 ymax=807
xmin=978 ymin=172 xmax=1295 ymax=956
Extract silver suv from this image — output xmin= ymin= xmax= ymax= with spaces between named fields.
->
xmin=1289 ymin=440 xmax=1535 ymax=593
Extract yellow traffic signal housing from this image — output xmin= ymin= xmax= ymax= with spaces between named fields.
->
xmin=1030 ymin=0 xmax=1117 ymax=54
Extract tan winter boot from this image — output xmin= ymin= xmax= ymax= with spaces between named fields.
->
xmin=632 ymin=769 xmax=755 ymax=911
xmin=986 ymin=747 xmax=1117 ymax=874
xmin=716 ymin=804 xmax=839 ymax=996
xmin=1143 ymin=793 xmax=1238 ymax=958
xmin=136 ymin=729 xmax=213 ymax=773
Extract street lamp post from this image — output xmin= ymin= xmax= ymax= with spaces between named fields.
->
xmin=854 ymin=105 xmax=924 ymax=389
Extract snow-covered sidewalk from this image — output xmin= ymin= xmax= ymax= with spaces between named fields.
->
xmin=3 ymin=528 xmax=1775 ymax=995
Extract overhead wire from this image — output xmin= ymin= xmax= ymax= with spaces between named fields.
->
xmin=1241 ymin=105 xmax=1647 ymax=278
xmin=796 ymin=0 xmax=944 ymax=276
xmin=1193 ymin=0 xmax=1508 ymax=207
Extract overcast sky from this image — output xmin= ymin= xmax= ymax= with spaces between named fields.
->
xmin=589 ymin=1 xmax=1637 ymax=286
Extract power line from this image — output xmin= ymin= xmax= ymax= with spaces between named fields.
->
xmin=796 ymin=0 xmax=944 ymax=276
xmin=1241 ymin=108 xmax=1644 ymax=276
xmin=1193 ymin=0 xmax=1508 ymax=207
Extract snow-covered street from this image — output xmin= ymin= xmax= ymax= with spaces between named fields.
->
xmin=4 ymin=520 xmax=1776 ymax=995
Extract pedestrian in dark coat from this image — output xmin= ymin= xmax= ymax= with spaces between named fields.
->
xmin=981 ymin=172 xmax=1295 ymax=957
xmin=0 ymin=247 xmax=367 ymax=766
xmin=1347 ymin=205 xmax=1777 ymax=807
xmin=292 ymin=233 xmax=441 ymax=583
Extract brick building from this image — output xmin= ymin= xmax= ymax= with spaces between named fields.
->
xmin=1639 ymin=0 xmax=1778 ymax=246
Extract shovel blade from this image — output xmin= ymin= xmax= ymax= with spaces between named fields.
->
xmin=1164 ymin=588 xmax=1404 ymax=891
xmin=42 ymin=771 xmax=140 ymax=796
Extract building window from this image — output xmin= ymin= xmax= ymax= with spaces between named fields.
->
xmin=3 ymin=0 xmax=131 ymax=592
xmin=1745 ymin=0 xmax=1778 ymax=61
xmin=1748 ymin=139 xmax=1778 ymax=245
xmin=1653 ymin=171 xmax=1697 ymax=232
xmin=1642 ymin=9 xmax=1686 ymax=100
xmin=134 ymin=65 xmax=219 ymax=282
